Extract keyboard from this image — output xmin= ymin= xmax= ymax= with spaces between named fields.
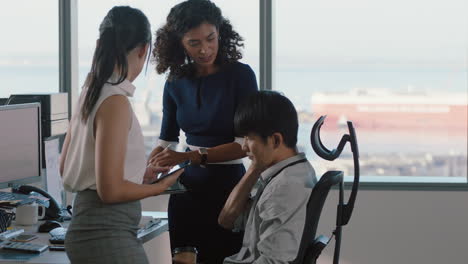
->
xmin=0 ymin=192 xmax=35 ymax=206
xmin=1 ymin=241 xmax=48 ymax=253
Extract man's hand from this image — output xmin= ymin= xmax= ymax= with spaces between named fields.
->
xmin=248 ymin=158 xmax=269 ymax=176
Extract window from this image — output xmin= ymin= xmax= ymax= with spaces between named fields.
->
xmin=276 ymin=0 xmax=467 ymax=180
xmin=0 ymin=1 xmax=59 ymax=99
xmin=78 ymin=0 xmax=259 ymax=155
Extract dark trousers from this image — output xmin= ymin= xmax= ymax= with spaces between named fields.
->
xmin=169 ymin=164 xmax=245 ymax=264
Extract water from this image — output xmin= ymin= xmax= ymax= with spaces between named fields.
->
xmin=276 ymin=70 xmax=467 ymax=111
xmin=1 ymin=66 xmax=466 ymax=177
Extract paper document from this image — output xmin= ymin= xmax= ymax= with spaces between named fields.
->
xmin=44 ymin=138 xmax=64 ymax=206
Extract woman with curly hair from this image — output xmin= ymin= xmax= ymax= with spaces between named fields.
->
xmin=148 ymin=0 xmax=258 ymax=263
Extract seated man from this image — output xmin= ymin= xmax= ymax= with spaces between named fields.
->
xmin=219 ymin=91 xmax=317 ymax=264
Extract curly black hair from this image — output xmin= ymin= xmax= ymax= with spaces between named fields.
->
xmin=152 ymin=0 xmax=244 ymax=80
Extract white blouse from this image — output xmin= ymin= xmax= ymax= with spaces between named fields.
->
xmin=62 ymin=78 xmax=146 ymax=192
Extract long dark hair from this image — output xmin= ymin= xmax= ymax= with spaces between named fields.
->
xmin=153 ymin=0 xmax=244 ymax=80
xmin=81 ymin=6 xmax=151 ymax=122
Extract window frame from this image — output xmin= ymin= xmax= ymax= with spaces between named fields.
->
xmin=61 ymin=0 xmax=467 ymax=190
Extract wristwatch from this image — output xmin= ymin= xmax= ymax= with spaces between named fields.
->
xmin=173 ymin=246 xmax=198 ymax=255
xmin=198 ymin=147 xmax=208 ymax=168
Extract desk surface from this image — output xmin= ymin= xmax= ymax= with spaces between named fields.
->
xmin=0 ymin=211 xmax=168 ymax=264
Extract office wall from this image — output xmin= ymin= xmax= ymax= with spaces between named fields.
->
xmin=142 ymin=190 xmax=468 ymax=264
xmin=317 ymin=190 xmax=468 ymax=264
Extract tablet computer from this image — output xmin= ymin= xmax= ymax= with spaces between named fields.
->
xmin=161 ymin=179 xmax=187 ymax=195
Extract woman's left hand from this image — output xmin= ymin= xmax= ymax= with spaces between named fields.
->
xmin=148 ymin=148 xmax=189 ymax=167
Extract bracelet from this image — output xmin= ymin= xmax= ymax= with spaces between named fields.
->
xmin=172 ymin=246 xmax=198 ymax=255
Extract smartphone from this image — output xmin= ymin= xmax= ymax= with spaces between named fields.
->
xmin=11 ymin=234 xmax=37 ymax=242
xmin=151 ymin=164 xmax=188 ymax=184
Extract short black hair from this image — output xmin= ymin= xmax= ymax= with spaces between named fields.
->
xmin=234 ymin=91 xmax=298 ymax=149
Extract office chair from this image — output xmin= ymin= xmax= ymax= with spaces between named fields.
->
xmin=293 ymin=115 xmax=360 ymax=264
xmin=291 ymin=170 xmax=343 ymax=264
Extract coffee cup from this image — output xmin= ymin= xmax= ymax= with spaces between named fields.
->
xmin=15 ymin=203 xmax=46 ymax=225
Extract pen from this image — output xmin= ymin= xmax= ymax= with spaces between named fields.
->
xmin=147 ymin=144 xmax=172 ymax=167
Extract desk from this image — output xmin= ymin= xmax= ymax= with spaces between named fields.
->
xmin=0 ymin=211 xmax=168 ymax=264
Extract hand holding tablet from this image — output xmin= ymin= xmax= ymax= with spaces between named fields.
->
xmin=151 ymin=163 xmax=188 ymax=184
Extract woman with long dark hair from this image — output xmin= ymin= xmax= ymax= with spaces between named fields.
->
xmin=60 ymin=6 xmax=182 ymax=264
xmin=148 ymin=0 xmax=258 ymax=263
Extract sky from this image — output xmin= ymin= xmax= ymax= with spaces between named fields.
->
xmin=0 ymin=0 xmax=466 ymax=71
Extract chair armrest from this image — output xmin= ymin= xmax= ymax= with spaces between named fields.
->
xmin=303 ymin=235 xmax=329 ymax=264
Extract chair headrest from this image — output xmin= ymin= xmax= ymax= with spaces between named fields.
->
xmin=311 ymin=115 xmax=336 ymax=161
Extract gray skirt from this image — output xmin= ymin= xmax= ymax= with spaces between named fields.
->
xmin=65 ymin=190 xmax=148 ymax=264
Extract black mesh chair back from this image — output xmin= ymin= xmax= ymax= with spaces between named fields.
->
xmin=291 ymin=170 xmax=343 ymax=264
xmin=292 ymin=115 xmax=359 ymax=264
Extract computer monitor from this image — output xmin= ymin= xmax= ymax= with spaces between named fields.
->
xmin=0 ymin=103 xmax=42 ymax=188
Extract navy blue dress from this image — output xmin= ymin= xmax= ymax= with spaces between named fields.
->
xmin=159 ymin=62 xmax=258 ymax=263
